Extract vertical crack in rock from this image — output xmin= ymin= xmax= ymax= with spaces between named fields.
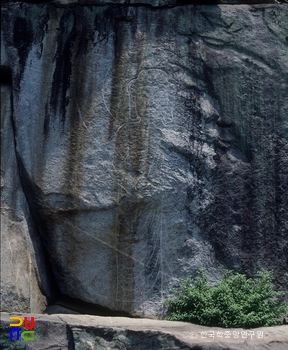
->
xmin=66 ymin=324 xmax=76 ymax=350
xmin=15 ymin=155 xmax=63 ymax=304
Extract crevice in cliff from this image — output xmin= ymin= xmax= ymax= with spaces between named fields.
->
xmin=0 ymin=62 xmax=56 ymax=311
xmin=47 ymin=294 xmax=134 ymax=317
xmin=15 ymin=154 xmax=64 ymax=305
xmin=0 ymin=66 xmax=12 ymax=85
xmin=66 ymin=324 xmax=75 ymax=350
xmin=8 ymin=77 xmax=61 ymax=307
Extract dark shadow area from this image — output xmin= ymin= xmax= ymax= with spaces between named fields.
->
xmin=47 ymin=294 xmax=134 ymax=317
xmin=0 ymin=66 xmax=12 ymax=85
xmin=176 ymin=0 xmax=220 ymax=4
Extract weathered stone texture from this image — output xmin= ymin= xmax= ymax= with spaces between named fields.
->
xmin=1 ymin=2 xmax=288 ymax=317
xmin=2 ymin=1 xmax=288 ymax=6
xmin=1 ymin=312 xmax=288 ymax=350
xmin=0 ymin=67 xmax=47 ymax=313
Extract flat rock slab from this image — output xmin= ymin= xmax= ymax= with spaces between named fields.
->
xmin=1 ymin=312 xmax=288 ymax=349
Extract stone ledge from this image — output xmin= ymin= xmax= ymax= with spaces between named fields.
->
xmin=1 ymin=312 xmax=288 ymax=349
xmin=1 ymin=0 xmax=288 ymax=8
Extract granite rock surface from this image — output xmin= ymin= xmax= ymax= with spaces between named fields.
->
xmin=1 ymin=81 xmax=47 ymax=313
xmin=2 ymin=1 xmax=288 ymax=7
xmin=1 ymin=2 xmax=288 ymax=317
xmin=1 ymin=312 xmax=288 ymax=350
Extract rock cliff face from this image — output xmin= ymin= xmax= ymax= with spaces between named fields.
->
xmin=1 ymin=1 xmax=288 ymax=317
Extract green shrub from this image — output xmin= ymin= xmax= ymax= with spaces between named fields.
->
xmin=164 ymin=270 xmax=287 ymax=328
